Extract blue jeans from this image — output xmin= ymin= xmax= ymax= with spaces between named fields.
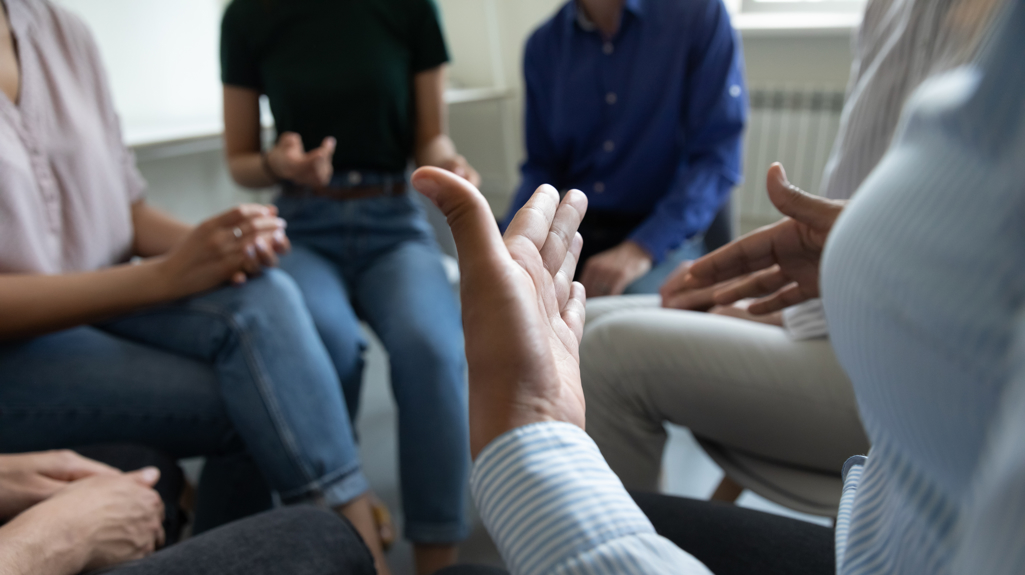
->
xmin=0 ymin=271 xmax=368 ymax=516
xmin=622 ymin=237 xmax=705 ymax=295
xmin=275 ymin=191 xmax=470 ymax=543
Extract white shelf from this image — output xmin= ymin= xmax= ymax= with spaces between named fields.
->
xmin=127 ymin=87 xmax=513 ymax=160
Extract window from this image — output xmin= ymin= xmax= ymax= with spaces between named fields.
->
xmin=740 ymin=0 xmax=866 ymax=14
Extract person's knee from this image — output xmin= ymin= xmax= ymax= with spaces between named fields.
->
xmin=219 ymin=269 xmax=312 ymax=332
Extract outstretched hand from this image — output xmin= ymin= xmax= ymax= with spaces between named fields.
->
xmin=411 ymin=167 xmax=588 ymax=458
xmin=679 ymin=163 xmax=846 ymax=314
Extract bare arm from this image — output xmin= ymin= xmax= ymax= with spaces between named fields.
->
xmin=0 ymin=205 xmax=287 ymax=343
xmin=413 ymin=66 xmax=481 ymax=187
xmin=223 ymin=85 xmax=335 ymax=189
xmin=131 ymin=201 xmax=192 ymax=257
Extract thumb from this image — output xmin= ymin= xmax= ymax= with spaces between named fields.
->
xmin=766 ymin=163 xmax=842 ymax=232
xmin=317 ymin=136 xmax=336 ymax=158
xmin=411 ymin=166 xmax=507 ymax=274
xmin=127 ymin=466 xmax=161 ymax=487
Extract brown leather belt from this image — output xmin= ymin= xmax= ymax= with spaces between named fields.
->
xmin=282 ymin=181 xmax=407 ymax=201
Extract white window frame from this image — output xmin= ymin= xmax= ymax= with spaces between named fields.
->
xmin=740 ymin=0 xmax=866 ymax=14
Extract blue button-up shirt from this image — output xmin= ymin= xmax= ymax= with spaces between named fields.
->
xmin=503 ymin=0 xmax=747 ymax=263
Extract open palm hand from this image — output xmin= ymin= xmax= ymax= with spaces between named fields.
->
xmin=411 ymin=167 xmax=588 ymax=458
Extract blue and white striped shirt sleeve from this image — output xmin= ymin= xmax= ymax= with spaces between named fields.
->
xmin=470 ymin=422 xmax=712 ymax=575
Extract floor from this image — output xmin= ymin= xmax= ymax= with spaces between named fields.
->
xmin=353 ymin=330 xmax=832 ymax=575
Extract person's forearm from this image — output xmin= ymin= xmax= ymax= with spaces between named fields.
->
xmin=228 ymin=152 xmax=278 ymax=189
xmin=0 ymin=261 xmax=175 ymax=342
xmin=131 ymin=202 xmax=193 ymax=257
xmin=0 ymin=514 xmax=85 ymax=575
xmin=415 ymin=134 xmax=459 ymax=168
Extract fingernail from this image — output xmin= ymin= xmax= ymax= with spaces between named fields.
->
xmin=140 ymin=467 xmax=160 ymax=483
xmin=412 ymin=174 xmax=440 ymax=200
xmin=274 ymin=230 xmax=286 ymax=243
xmin=246 ymin=245 xmax=256 ymax=259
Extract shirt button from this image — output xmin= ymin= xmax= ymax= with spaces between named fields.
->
xmin=603 ymin=140 xmax=615 ymax=152
xmin=594 ymin=181 xmax=605 ymax=193
xmin=605 ymin=92 xmax=617 ymax=105
xmin=729 ymin=84 xmax=742 ymax=98
xmin=347 ymin=170 xmax=362 ymax=185
xmin=602 ymin=42 xmax=614 ymax=55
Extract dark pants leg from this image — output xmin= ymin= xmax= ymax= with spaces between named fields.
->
xmin=631 ymin=492 xmax=834 ymax=575
xmin=435 ymin=567 xmax=508 ymax=575
xmin=437 ymin=493 xmax=834 ymax=575
xmin=74 ymin=444 xmax=186 ymax=545
xmin=95 ymin=507 xmax=375 ymax=575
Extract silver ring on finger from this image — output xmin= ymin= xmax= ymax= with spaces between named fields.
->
xmin=233 ymin=226 xmax=243 ymax=240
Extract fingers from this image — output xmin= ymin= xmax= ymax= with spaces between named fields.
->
xmin=41 ymin=450 xmax=120 ymax=481
xmin=748 ymin=283 xmax=810 ymax=315
xmin=766 ymin=163 xmax=844 ymax=233
xmin=505 ymin=184 xmax=562 ymax=251
xmin=208 ymin=204 xmax=275 ymax=229
xmin=681 ymin=222 xmax=781 ymax=289
xmin=126 ymin=467 xmax=161 ymax=488
xmin=538 ymin=189 xmax=587 ymax=277
xmin=554 ymin=233 xmax=583 ymax=309
xmin=561 ymin=281 xmax=587 ymax=345
xmin=411 ymin=167 xmax=507 ymax=275
xmin=712 ymin=265 xmax=790 ymax=306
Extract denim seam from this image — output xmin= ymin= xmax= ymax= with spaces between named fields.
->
xmin=188 ymin=302 xmax=320 ymax=489
xmin=119 ymin=303 xmax=321 ymax=496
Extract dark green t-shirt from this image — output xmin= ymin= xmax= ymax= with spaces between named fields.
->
xmin=221 ymin=0 xmax=449 ymax=173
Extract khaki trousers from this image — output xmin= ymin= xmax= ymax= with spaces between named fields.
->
xmin=581 ymin=296 xmax=869 ymax=513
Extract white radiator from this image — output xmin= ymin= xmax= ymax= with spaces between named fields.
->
xmin=737 ymin=85 xmax=846 ymax=233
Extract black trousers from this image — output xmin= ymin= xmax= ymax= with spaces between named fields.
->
xmin=94 ymin=506 xmax=375 ymax=575
xmin=438 ymin=492 xmax=834 ymax=575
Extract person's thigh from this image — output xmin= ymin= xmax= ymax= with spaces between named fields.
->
xmin=277 ymin=244 xmax=367 ymax=421
xmin=631 ymin=491 xmax=834 ymax=575
xmin=0 ymin=326 xmax=237 ymax=457
xmin=581 ymin=309 xmax=868 ymax=489
xmin=98 ymin=271 xmax=367 ymax=508
xmin=584 ymin=294 xmax=661 ymax=327
xmin=96 ymin=507 xmax=376 ymax=575
xmin=352 ymin=237 xmax=470 ymax=542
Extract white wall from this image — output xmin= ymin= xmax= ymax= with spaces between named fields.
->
xmin=122 ymin=1 xmax=854 ymax=232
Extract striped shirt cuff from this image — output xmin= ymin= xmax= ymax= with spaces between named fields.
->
xmin=782 ymin=299 xmax=830 ymax=339
xmin=471 ymin=422 xmax=711 ymax=575
xmin=835 ymin=455 xmax=867 ymax=572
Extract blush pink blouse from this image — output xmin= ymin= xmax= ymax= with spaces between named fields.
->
xmin=0 ymin=0 xmax=144 ymax=275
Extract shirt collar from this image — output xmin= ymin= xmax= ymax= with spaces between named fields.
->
xmin=572 ymin=0 xmax=645 ymax=33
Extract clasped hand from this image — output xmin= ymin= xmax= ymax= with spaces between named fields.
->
xmin=157 ymin=204 xmax=289 ymax=298
xmin=0 ymin=451 xmax=165 ymax=573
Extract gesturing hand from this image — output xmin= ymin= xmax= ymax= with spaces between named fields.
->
xmin=266 ymin=132 xmax=336 ymax=188
xmin=679 ymin=163 xmax=846 ymax=314
xmin=0 ymin=451 xmax=119 ymax=520
xmin=157 ymin=204 xmax=288 ymax=298
xmin=411 ymin=167 xmax=588 ymax=458
xmin=437 ymin=154 xmax=482 ymax=188
xmin=580 ymin=241 xmax=652 ymax=297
